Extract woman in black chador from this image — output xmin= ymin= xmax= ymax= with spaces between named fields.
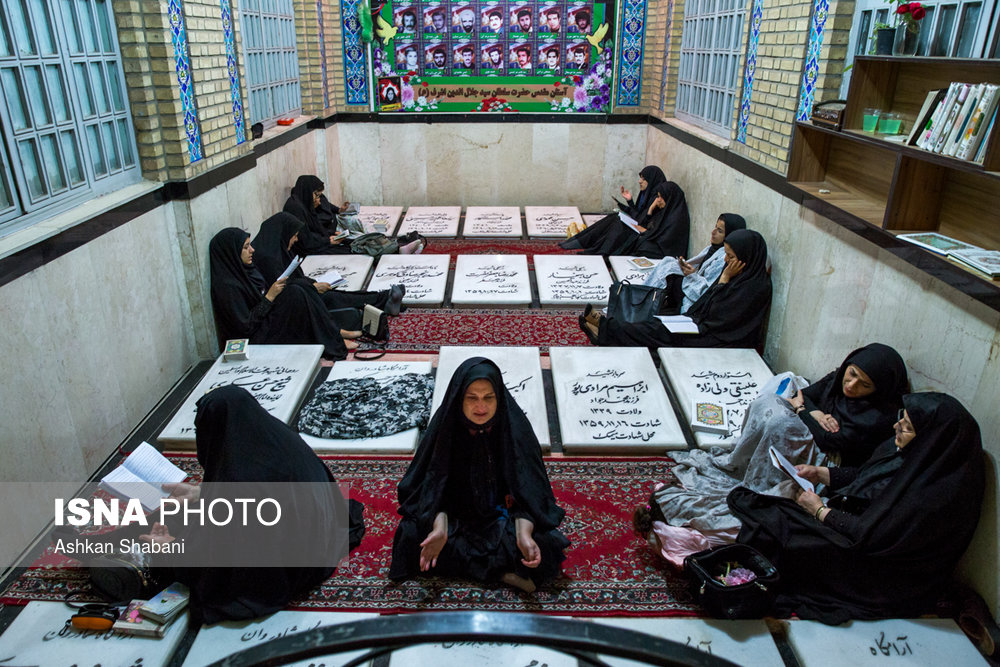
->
xmin=729 ymin=392 xmax=984 ymax=624
xmin=209 ymin=227 xmax=349 ymax=359
xmin=389 ymin=358 xmax=570 ymax=592
xmin=283 ymin=175 xmax=350 ymax=255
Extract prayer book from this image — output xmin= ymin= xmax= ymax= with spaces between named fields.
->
xmin=277 ymin=255 xmax=303 ymax=281
xmin=99 ymin=442 xmax=187 ymax=512
xmin=619 ymin=212 xmax=643 ymax=234
xmin=656 ymin=315 xmax=699 ymax=334
xmin=311 ymin=270 xmax=348 ymax=288
xmin=222 ymin=338 xmax=248 ymax=362
xmin=331 ymin=230 xmax=350 ymax=242
xmin=897 ymin=232 xmax=978 ymax=256
xmin=768 ymin=446 xmax=814 ymax=493
xmin=690 ymin=400 xmax=729 ymax=435
xmin=949 ymin=248 xmax=1000 ymax=278
xmin=138 ymin=583 xmax=190 ymax=624
xmin=628 ymin=257 xmax=656 ymax=270
xmin=114 ymin=600 xmax=168 ymax=638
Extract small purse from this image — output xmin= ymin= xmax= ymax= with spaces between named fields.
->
xmin=606 ymin=280 xmax=663 ymax=323
xmin=683 ymin=543 xmax=779 ymax=619
xmin=362 ymin=304 xmax=389 ymax=342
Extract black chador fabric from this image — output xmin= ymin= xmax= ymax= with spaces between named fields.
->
xmin=728 ymin=392 xmax=984 ymax=624
xmin=798 ymin=343 xmax=909 ymax=466
xmin=208 ymin=227 xmax=348 ymax=359
xmin=627 ymin=165 xmax=667 ymax=215
xmin=616 ymin=181 xmax=690 ymax=259
xmin=166 ymin=385 xmax=363 ymax=625
xmin=283 ymin=175 xmax=349 ymax=255
xmin=598 ymin=228 xmax=772 ymax=349
xmin=388 ymin=358 xmax=569 ymax=584
xmin=251 ymin=213 xmax=388 ymax=325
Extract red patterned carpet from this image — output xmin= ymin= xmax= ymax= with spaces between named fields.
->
xmin=385 ymin=308 xmax=591 ymax=353
xmin=424 ymin=238 xmax=576 ymax=268
xmin=2 ymin=456 xmax=697 ymax=616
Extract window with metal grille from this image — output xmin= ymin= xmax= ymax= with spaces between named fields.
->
xmin=675 ymin=0 xmax=746 ymax=137
xmin=0 ymin=0 xmax=140 ymax=236
xmin=238 ymin=0 xmax=301 ymax=126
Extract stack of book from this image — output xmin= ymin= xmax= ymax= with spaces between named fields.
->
xmin=908 ymin=82 xmax=999 ymax=163
xmin=113 ymin=583 xmax=190 ymax=637
xmin=897 ymin=232 xmax=1000 ymax=279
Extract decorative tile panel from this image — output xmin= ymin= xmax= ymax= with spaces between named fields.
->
xmin=341 ymin=0 xmax=369 ymax=106
xmin=318 ymin=0 xmax=329 ymax=108
xmin=737 ymin=0 xmax=764 ymax=143
xmin=615 ymin=0 xmax=647 ymax=107
xmin=797 ymin=0 xmax=830 ymax=121
xmin=168 ymin=0 xmax=203 ymax=161
xmin=219 ymin=0 xmax=246 ymax=144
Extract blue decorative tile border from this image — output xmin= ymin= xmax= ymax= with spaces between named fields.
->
xmin=797 ymin=0 xmax=830 ymax=121
xmin=616 ymin=0 xmax=647 ymax=107
xmin=340 ymin=0 xmax=369 ymax=106
xmin=219 ymin=0 xmax=245 ymax=144
xmin=167 ymin=0 xmax=202 ymax=162
xmin=318 ymin=0 xmax=329 ymax=108
xmin=737 ymin=0 xmax=764 ymax=143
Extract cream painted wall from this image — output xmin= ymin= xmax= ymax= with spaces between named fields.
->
xmin=646 ymin=127 xmax=1000 ymax=614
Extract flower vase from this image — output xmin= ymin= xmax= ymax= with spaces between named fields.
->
xmin=892 ymin=23 xmax=918 ymax=56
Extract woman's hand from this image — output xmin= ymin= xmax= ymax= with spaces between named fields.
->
xmin=314 ymin=282 xmax=331 ymax=294
xmin=620 ymin=185 xmax=632 ymax=202
xmin=794 ymin=464 xmax=831 ymax=487
xmin=678 ymin=257 xmax=696 ymax=276
xmin=329 ymin=235 xmax=343 ymax=246
xmin=265 ymin=277 xmax=287 ymax=302
xmin=650 ymin=192 xmax=666 ymax=213
xmin=162 ymin=482 xmax=200 ymax=502
xmin=795 ymin=490 xmax=825 ymax=516
xmin=138 ymin=522 xmax=175 ymax=546
xmin=341 ymin=201 xmax=351 ymax=210
xmin=419 ymin=512 xmax=448 ymax=572
xmin=782 ymin=389 xmax=805 ymax=411
xmin=810 ymin=410 xmax=840 ymax=432
xmin=515 ymin=518 xmax=541 ymax=568
xmin=718 ymin=256 xmax=746 ymax=284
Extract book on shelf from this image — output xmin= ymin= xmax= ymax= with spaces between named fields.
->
xmin=113 ymin=600 xmax=168 ymax=638
xmin=138 ymin=582 xmax=190 ymax=624
xmin=919 ymin=82 xmax=963 ymax=150
xmin=690 ymin=400 xmax=729 ymax=436
xmin=908 ymin=88 xmax=945 ymax=146
xmin=974 ymin=108 xmax=997 ymax=163
xmin=897 ymin=232 xmax=980 ymax=255
xmin=99 ymin=442 xmax=187 ymax=512
xmin=943 ymin=83 xmax=984 ymax=157
xmin=956 ymin=86 xmax=999 ymax=161
xmin=933 ymin=83 xmax=971 ymax=154
xmin=948 ymin=248 xmax=1000 ymax=278
xmin=909 ymin=81 xmax=996 ymax=162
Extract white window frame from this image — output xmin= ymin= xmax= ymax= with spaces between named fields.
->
xmin=675 ymin=0 xmax=747 ymax=137
xmin=237 ymin=0 xmax=302 ymax=127
xmin=0 ymin=0 xmax=140 ymax=237
xmin=842 ymin=0 xmax=998 ymax=96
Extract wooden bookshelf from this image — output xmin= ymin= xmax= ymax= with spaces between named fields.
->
xmin=788 ymin=56 xmax=1000 ymax=309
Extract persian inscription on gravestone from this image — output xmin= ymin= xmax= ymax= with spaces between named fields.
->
xmin=525 ymin=206 xmax=583 ymax=237
xmin=368 ymin=255 xmax=450 ymax=304
xmin=398 ymin=206 xmax=461 ymax=237
xmin=452 ymin=255 xmax=531 ymax=305
xmin=464 ymin=206 xmax=522 ymax=237
xmin=300 ymin=255 xmax=374 ymax=292
xmin=535 ymin=255 xmax=612 ymax=305
xmin=358 ymin=205 xmax=403 ymax=235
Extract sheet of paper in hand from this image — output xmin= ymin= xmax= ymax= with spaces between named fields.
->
xmin=768 ymin=446 xmax=814 ymax=493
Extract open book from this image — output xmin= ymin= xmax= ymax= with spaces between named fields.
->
xmin=277 ymin=255 xmax=303 ymax=281
xmin=655 ymin=315 xmax=699 ymax=334
xmin=768 ymin=446 xmax=814 ymax=493
xmin=619 ymin=211 xmax=643 ymax=234
xmin=311 ymin=269 xmax=347 ymax=288
xmin=99 ymin=442 xmax=187 ymax=512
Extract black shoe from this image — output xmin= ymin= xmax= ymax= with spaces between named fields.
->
xmin=579 ymin=315 xmax=600 ymax=345
xmin=386 ymin=284 xmax=405 ymax=316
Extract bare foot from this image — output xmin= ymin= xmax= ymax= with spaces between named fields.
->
xmin=340 ymin=330 xmax=363 ymax=339
xmin=501 ymin=572 xmax=536 ymax=594
xmin=344 ymin=339 xmax=359 ymax=350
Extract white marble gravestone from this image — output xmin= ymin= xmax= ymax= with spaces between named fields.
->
xmin=608 ymin=255 xmax=656 ymax=284
xmin=583 ymin=213 xmax=608 ymax=225
xmin=358 ymin=205 xmax=403 ymax=235
xmin=463 ymin=206 xmax=522 ymax=237
xmin=550 ymin=346 xmax=686 ymax=452
xmin=388 ymin=642 xmax=575 ymax=667
xmin=451 ymin=254 xmax=532 ymax=306
xmin=367 ymin=254 xmax=450 ymax=305
xmin=524 ymin=205 xmax=583 ymax=237
xmin=534 ymin=254 xmax=613 ymax=307
xmin=158 ymin=345 xmax=322 ymax=449
xmin=0 ymin=601 xmax=188 ymax=667
xmin=182 ymin=611 xmax=378 ymax=667
xmin=300 ymin=255 xmax=375 ymax=292
xmin=299 ymin=360 xmax=432 ymax=453
xmin=784 ymin=618 xmax=987 ymax=666
xmin=396 ymin=206 xmax=462 ymax=238
xmin=658 ymin=347 xmax=774 ymax=449
xmin=431 ymin=346 xmax=550 ymax=448
xmin=585 ymin=617 xmax=784 ymax=667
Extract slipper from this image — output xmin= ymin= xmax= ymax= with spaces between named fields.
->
xmin=578 ymin=315 xmax=600 ymax=345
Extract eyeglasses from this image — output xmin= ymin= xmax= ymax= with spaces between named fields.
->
xmin=897 ymin=409 xmax=915 ymax=435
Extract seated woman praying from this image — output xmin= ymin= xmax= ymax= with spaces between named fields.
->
xmin=251 ymin=212 xmax=405 ymax=334
xmin=388 ymin=358 xmax=570 ymax=593
xmin=581 ymin=229 xmax=771 ymax=349
xmin=631 ymin=343 xmax=909 ymax=567
xmin=561 ymin=167 xmax=690 ymax=259
xmin=283 ymin=175 xmax=352 ymax=255
xmin=639 ymin=212 xmax=747 ymax=315
xmin=209 ymin=227 xmax=352 ymax=359
xmin=729 ymin=392 xmax=984 ymax=623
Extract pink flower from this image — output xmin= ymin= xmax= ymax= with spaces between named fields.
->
xmin=401 ymin=85 xmax=414 ymax=107
xmin=724 ymin=568 xmax=757 ymax=586
xmin=574 ymin=86 xmax=589 ymax=105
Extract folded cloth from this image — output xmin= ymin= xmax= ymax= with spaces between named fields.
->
xmin=297 ymin=373 xmax=434 ymax=439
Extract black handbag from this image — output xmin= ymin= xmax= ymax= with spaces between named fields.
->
xmin=683 ymin=543 xmax=779 ymax=619
xmin=606 ymin=280 xmax=663 ymax=323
